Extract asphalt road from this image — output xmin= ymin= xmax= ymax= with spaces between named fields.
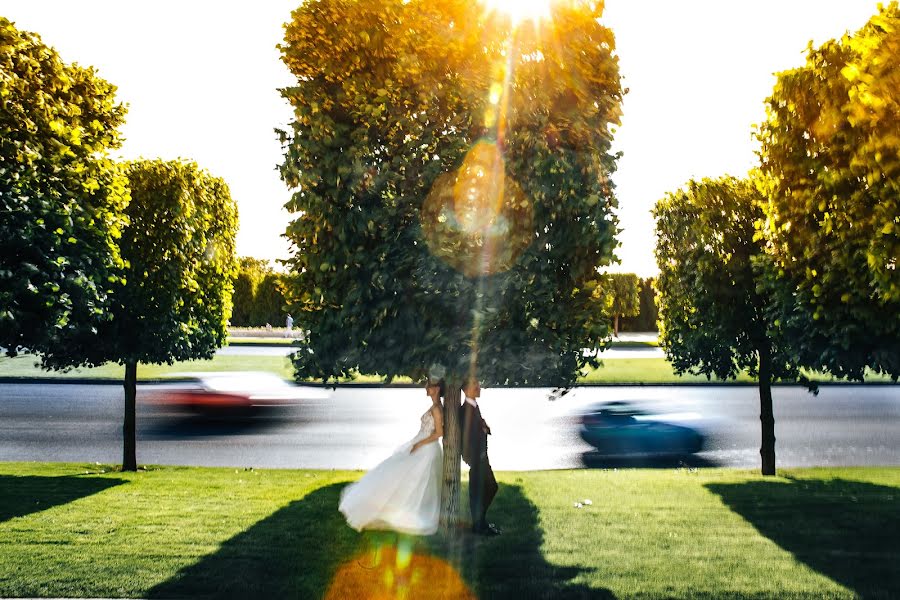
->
xmin=2 ymin=383 xmax=898 ymax=471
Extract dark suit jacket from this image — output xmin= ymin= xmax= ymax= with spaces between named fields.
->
xmin=460 ymin=400 xmax=488 ymax=466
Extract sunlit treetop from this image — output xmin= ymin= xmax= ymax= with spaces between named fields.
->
xmin=278 ymin=0 xmax=623 ymax=385
xmin=756 ymin=1 xmax=900 ymax=380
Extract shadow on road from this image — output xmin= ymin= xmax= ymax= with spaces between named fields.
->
xmin=148 ymin=482 xmax=615 ymax=599
xmin=580 ymin=452 xmax=720 ymax=469
xmin=0 ymin=474 xmax=125 ymax=524
xmin=140 ymin=409 xmax=301 ymax=439
xmin=707 ymin=477 xmax=900 ymax=600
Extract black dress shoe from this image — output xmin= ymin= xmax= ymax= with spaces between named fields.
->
xmin=472 ymin=523 xmax=501 ymax=536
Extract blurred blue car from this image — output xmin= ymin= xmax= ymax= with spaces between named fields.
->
xmin=578 ymin=401 xmax=705 ymax=457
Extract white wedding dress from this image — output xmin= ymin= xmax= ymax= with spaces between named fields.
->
xmin=339 ymin=408 xmax=443 ymax=535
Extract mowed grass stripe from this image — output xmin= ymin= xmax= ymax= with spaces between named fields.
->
xmin=0 ymin=463 xmax=896 ymax=598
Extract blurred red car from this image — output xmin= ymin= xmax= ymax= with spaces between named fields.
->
xmin=147 ymin=372 xmax=329 ymax=413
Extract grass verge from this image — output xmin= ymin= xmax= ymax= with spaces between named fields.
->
xmin=0 ymin=354 xmax=894 ymax=385
xmin=227 ymin=337 xmax=298 ymax=346
xmin=0 ymin=353 xmax=296 ymax=380
xmin=0 ymin=463 xmax=897 ymax=599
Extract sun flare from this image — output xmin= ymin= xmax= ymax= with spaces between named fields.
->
xmin=484 ymin=0 xmax=552 ymax=24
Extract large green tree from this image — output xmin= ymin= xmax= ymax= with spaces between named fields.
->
xmin=654 ymin=177 xmax=801 ymax=475
xmin=42 ymin=160 xmax=239 ymax=471
xmin=756 ymin=3 xmax=900 ymax=381
xmin=279 ymin=0 xmax=622 ymax=526
xmin=605 ymin=272 xmax=640 ymax=336
xmin=0 ymin=18 xmax=128 ymax=355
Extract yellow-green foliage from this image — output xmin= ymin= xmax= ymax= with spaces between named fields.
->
xmin=0 ymin=17 xmax=129 ymax=360
xmin=757 ymin=3 xmax=900 ymax=380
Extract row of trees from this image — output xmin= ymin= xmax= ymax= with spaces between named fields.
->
xmin=279 ymin=0 xmax=624 ymax=528
xmin=619 ymin=277 xmax=658 ymax=332
xmin=601 ymin=273 xmax=660 ymax=335
xmin=231 ymin=258 xmax=288 ymax=327
xmin=0 ymin=19 xmax=239 ymax=470
xmin=654 ymin=4 xmax=900 ymax=475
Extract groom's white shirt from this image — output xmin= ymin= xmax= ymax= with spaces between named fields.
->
xmin=464 ymin=397 xmax=478 ymax=407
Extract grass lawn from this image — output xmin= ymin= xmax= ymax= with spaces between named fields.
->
xmin=0 ymin=353 xmax=297 ymax=380
xmin=579 ymin=359 xmax=896 ymax=385
xmin=0 ymin=463 xmax=897 ymax=599
xmin=578 ymin=358 xmax=758 ymax=384
xmin=226 ymin=337 xmax=298 ymax=346
xmin=607 ymin=340 xmax=660 ymax=348
xmin=1 ymin=353 xmax=894 ymax=385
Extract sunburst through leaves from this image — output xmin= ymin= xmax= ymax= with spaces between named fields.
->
xmin=420 ymin=139 xmax=533 ymax=278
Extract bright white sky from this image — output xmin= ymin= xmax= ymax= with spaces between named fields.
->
xmin=3 ymin=0 xmax=881 ymax=276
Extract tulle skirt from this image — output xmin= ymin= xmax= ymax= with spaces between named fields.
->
xmin=339 ymin=439 xmax=443 ymax=536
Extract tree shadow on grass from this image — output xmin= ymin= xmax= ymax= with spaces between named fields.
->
xmin=149 ymin=482 xmax=615 ymax=599
xmin=0 ymin=475 xmax=126 ymax=524
xmin=428 ymin=482 xmax=616 ymax=599
xmin=707 ymin=477 xmax=900 ymax=600
xmin=148 ymin=483 xmax=362 ymax=599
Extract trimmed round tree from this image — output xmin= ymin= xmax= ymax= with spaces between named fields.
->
xmin=756 ymin=3 xmax=900 ymax=381
xmin=0 ymin=18 xmax=129 ymax=356
xmin=654 ymin=176 xmax=801 ymax=475
xmin=42 ymin=159 xmax=239 ymax=471
xmin=279 ymin=0 xmax=623 ymax=526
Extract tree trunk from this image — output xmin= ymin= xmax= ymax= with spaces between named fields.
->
xmin=758 ymin=345 xmax=776 ymax=476
xmin=440 ymin=383 xmax=462 ymax=531
xmin=614 ymin=314 xmax=620 ymax=337
xmin=123 ymin=361 xmax=138 ymax=472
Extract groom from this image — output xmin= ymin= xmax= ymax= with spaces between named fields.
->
xmin=460 ymin=378 xmax=500 ymax=536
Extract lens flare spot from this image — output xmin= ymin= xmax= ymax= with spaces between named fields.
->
xmin=325 ymin=545 xmax=474 ymax=600
xmin=488 ymin=82 xmax=503 ymax=105
xmin=421 ymin=140 xmax=533 ymax=277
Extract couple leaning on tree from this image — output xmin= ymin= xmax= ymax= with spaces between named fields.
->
xmin=339 ymin=378 xmax=500 ymax=536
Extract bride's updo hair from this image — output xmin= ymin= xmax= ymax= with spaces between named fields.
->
xmin=426 ymin=378 xmax=446 ymax=398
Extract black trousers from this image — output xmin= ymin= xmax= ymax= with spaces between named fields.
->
xmin=468 ymin=452 xmax=498 ymax=528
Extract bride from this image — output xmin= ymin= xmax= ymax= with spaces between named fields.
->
xmin=338 ymin=380 xmax=444 ymax=535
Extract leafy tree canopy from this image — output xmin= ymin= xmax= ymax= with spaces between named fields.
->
xmin=279 ymin=0 xmax=623 ymax=386
xmin=756 ymin=2 xmax=900 ymax=380
xmin=40 ymin=159 xmax=239 ymax=368
xmin=654 ymin=176 xmax=798 ymax=382
xmin=0 ymin=17 xmax=128 ymax=356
